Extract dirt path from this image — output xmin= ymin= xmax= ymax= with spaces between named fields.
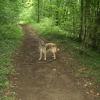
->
xmin=12 ymin=24 xmax=96 ymax=100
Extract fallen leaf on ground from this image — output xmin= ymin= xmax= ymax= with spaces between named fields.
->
xmin=84 ymin=84 xmax=88 ymax=87
xmin=90 ymin=90 xmax=94 ymax=93
xmin=97 ymin=93 xmax=99 ymax=96
xmin=52 ymin=69 xmax=57 ymax=71
xmin=86 ymin=92 xmax=89 ymax=94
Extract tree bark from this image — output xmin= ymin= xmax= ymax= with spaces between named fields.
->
xmin=56 ymin=0 xmax=59 ymax=26
xmin=37 ymin=0 xmax=40 ymax=23
xmin=86 ymin=0 xmax=91 ymax=47
xmin=79 ymin=0 xmax=83 ymax=42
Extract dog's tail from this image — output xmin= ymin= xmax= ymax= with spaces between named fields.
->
xmin=53 ymin=44 xmax=59 ymax=52
xmin=56 ymin=48 xmax=59 ymax=52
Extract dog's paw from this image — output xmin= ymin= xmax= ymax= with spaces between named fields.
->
xmin=44 ymin=58 xmax=46 ymax=60
xmin=38 ymin=58 xmax=41 ymax=60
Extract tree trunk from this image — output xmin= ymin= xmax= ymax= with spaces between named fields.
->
xmin=37 ymin=0 xmax=39 ymax=23
xmin=79 ymin=0 xmax=83 ymax=42
xmin=56 ymin=0 xmax=59 ymax=26
xmin=86 ymin=0 xmax=91 ymax=47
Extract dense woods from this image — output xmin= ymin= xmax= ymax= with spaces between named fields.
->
xmin=19 ymin=0 xmax=100 ymax=49
xmin=0 ymin=0 xmax=23 ymax=99
xmin=33 ymin=0 xmax=100 ymax=49
xmin=0 ymin=0 xmax=100 ymax=99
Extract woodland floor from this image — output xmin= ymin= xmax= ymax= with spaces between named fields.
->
xmin=11 ymin=24 xmax=99 ymax=100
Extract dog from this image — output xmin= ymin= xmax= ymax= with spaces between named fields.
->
xmin=38 ymin=40 xmax=59 ymax=60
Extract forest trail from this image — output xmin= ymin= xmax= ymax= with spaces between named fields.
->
xmin=12 ymin=24 xmax=96 ymax=100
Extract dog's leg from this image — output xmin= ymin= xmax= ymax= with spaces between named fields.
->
xmin=39 ymin=52 xmax=42 ymax=60
xmin=53 ymin=52 xmax=56 ymax=59
xmin=44 ymin=52 xmax=46 ymax=60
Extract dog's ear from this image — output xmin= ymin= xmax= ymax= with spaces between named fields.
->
xmin=38 ymin=35 xmax=45 ymax=42
xmin=41 ymin=38 xmax=45 ymax=42
xmin=38 ymin=36 xmax=45 ymax=42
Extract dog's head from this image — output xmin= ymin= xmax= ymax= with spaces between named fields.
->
xmin=39 ymin=40 xmax=45 ymax=46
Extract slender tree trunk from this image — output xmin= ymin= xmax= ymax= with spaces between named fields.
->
xmin=37 ymin=0 xmax=39 ymax=23
xmin=56 ymin=0 xmax=59 ymax=26
xmin=50 ymin=0 xmax=52 ymax=17
xmin=73 ymin=16 xmax=75 ymax=34
xmin=79 ymin=0 xmax=83 ymax=42
xmin=86 ymin=0 xmax=91 ymax=47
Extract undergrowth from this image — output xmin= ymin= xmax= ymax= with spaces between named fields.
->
xmin=0 ymin=23 xmax=23 ymax=100
xmin=30 ymin=17 xmax=100 ymax=90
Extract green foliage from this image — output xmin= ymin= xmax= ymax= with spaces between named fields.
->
xmin=19 ymin=7 xmax=35 ymax=24
xmin=0 ymin=24 xmax=23 ymax=99
xmin=31 ymin=17 xmax=69 ymax=40
xmin=19 ymin=0 xmax=36 ymax=24
xmin=0 ymin=0 xmax=22 ymax=24
xmin=0 ymin=0 xmax=23 ymax=99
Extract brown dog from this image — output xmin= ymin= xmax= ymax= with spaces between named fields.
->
xmin=39 ymin=40 xmax=59 ymax=60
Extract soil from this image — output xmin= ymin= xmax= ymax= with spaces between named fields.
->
xmin=11 ymin=24 xmax=99 ymax=100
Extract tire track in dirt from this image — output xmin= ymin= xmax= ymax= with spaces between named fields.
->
xmin=12 ymin=24 xmax=96 ymax=100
